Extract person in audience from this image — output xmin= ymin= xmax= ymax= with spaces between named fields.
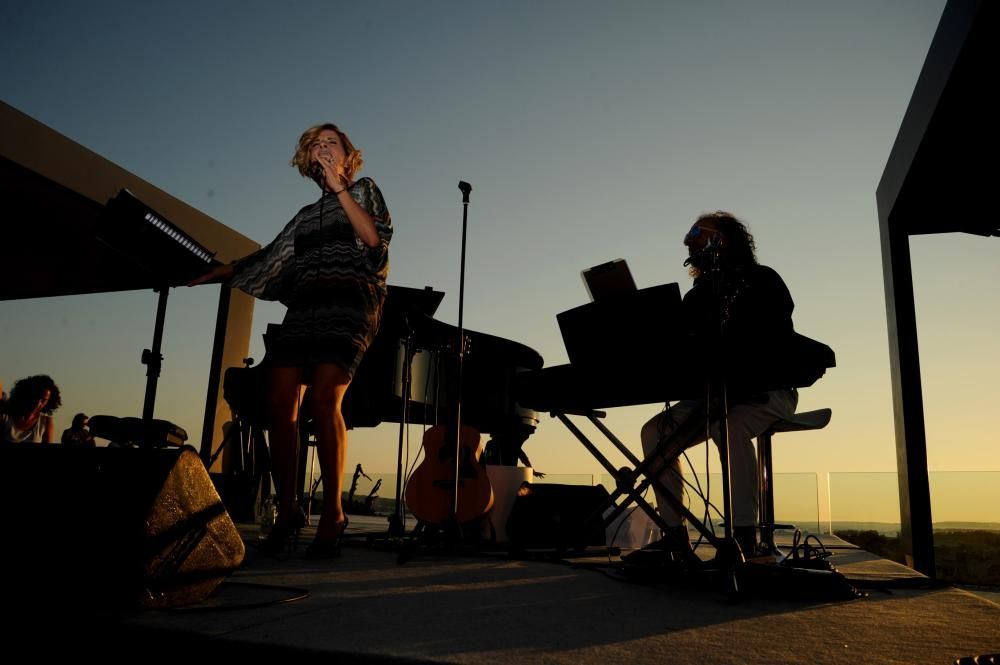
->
xmin=61 ymin=412 xmax=95 ymax=447
xmin=1 ymin=375 xmax=62 ymax=444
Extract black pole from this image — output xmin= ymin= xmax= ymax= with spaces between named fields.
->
xmin=452 ymin=181 xmax=472 ymax=517
xmin=880 ymin=219 xmax=935 ymax=575
xmin=707 ymin=244 xmax=742 ymax=595
xmin=200 ymin=285 xmax=232 ymax=463
xmin=389 ymin=324 xmax=414 ymax=537
xmin=141 ymin=286 xmax=169 ymax=444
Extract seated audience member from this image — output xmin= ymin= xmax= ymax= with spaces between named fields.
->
xmin=61 ymin=412 xmax=95 ymax=447
xmin=1 ymin=375 xmax=62 ymax=444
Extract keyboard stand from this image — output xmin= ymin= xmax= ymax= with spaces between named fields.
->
xmin=551 ymin=404 xmax=727 ymax=559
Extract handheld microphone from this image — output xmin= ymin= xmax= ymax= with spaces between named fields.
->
xmin=309 ymin=161 xmax=324 ymax=181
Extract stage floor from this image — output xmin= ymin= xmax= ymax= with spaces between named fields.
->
xmin=24 ymin=516 xmax=1000 ymax=663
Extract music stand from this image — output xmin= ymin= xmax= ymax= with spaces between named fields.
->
xmin=581 ymin=258 xmax=637 ymax=302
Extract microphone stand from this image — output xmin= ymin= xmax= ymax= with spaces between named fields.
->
xmin=394 ymin=182 xmax=476 ymax=563
xmin=451 ymin=181 xmax=473 ymax=521
xmin=704 ymin=242 xmax=745 ymax=597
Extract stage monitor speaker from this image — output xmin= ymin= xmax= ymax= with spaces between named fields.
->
xmin=0 ymin=444 xmax=245 ymax=610
xmin=506 ymin=483 xmax=610 ymax=552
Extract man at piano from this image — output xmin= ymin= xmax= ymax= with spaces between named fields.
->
xmin=190 ymin=123 xmax=392 ymax=558
xmin=637 ymin=211 xmax=798 ymax=560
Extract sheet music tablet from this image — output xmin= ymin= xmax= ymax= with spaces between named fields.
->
xmin=582 ymin=259 xmax=637 ymax=302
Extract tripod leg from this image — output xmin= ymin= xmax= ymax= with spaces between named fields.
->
xmin=397 ymin=521 xmax=427 ymax=565
xmin=255 ymin=427 xmax=272 ymax=502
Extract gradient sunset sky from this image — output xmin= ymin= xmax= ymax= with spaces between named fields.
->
xmin=2 ymin=1 xmax=996 ymax=502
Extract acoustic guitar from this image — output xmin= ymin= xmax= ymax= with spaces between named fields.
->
xmin=405 ymin=421 xmax=493 ymax=525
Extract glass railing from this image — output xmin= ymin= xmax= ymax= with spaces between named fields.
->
xmin=303 ymin=468 xmax=1000 ymax=534
xmin=304 ymin=471 xmax=601 ymax=516
xmin=828 ymin=471 xmax=1000 ymax=533
xmin=595 ymin=471 xmax=820 ymax=533
xmin=828 ymin=470 xmax=1000 ymax=585
xmin=301 ymin=467 xmax=1000 ymax=584
xmin=827 ymin=471 xmax=902 ymax=533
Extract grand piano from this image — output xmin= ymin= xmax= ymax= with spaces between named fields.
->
xmin=343 ymin=285 xmax=544 ymax=438
xmin=223 ymin=284 xmax=545 ymax=457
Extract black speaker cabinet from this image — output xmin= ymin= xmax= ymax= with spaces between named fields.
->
xmin=506 ymin=483 xmax=610 ymax=552
xmin=0 ymin=444 xmax=245 ymax=610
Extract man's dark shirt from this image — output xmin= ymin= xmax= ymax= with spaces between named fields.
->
xmin=681 ymin=264 xmax=795 ymax=399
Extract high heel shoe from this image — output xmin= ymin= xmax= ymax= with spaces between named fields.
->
xmin=257 ymin=508 xmax=307 ymax=559
xmin=304 ymin=516 xmax=349 ymax=560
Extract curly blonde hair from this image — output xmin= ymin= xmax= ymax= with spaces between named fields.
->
xmin=290 ymin=123 xmax=364 ymax=180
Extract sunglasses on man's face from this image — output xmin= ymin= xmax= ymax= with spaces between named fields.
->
xmin=684 ymin=225 xmax=717 ymax=244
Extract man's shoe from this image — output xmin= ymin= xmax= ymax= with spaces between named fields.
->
xmin=734 ymin=526 xmax=758 ymax=559
xmin=622 ymin=525 xmax=697 ymax=565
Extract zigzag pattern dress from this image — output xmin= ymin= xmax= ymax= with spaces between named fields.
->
xmin=230 ymin=177 xmax=392 ymax=377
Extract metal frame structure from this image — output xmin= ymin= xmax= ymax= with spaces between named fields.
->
xmin=876 ymin=0 xmax=997 ymax=575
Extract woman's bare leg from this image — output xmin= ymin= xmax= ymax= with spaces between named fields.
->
xmin=268 ymin=365 xmax=304 ymax=527
xmin=309 ymin=363 xmax=352 ymax=540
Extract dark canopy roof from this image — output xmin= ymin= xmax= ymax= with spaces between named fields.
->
xmin=1 ymin=101 xmax=259 ymax=301
xmin=877 ymin=0 xmax=999 ymax=237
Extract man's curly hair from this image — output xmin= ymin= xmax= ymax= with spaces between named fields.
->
xmin=695 ymin=211 xmax=757 ymax=267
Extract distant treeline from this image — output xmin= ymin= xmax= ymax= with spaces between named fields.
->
xmin=836 ymin=529 xmax=1000 ymax=586
xmin=831 ymin=521 xmax=1000 ymax=535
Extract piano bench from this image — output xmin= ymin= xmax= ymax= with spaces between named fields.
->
xmin=756 ymin=408 xmax=832 ymax=554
